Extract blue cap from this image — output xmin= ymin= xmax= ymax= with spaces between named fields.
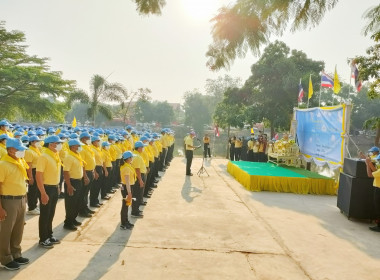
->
xmin=131 ymin=130 xmax=136 ymax=134
xmin=93 ymin=132 xmax=100 ymax=137
xmin=73 ymin=127 xmax=82 ymax=132
xmin=91 ymin=135 xmax=101 ymax=142
xmin=44 ymin=135 xmax=63 ymax=144
xmin=27 ymin=131 xmax=36 ymax=136
xmin=68 ymin=139 xmax=83 ymax=147
xmin=140 ymin=136 xmax=149 ymax=142
xmin=79 ymin=132 xmax=91 ymax=139
xmin=29 ymin=135 xmax=41 ymax=142
xmin=0 ymin=120 xmax=11 ymax=126
xmin=102 ymin=141 xmax=110 ymax=147
xmin=36 ymin=129 xmax=45 ymax=136
xmin=126 ymin=125 xmax=132 ymax=130
xmin=108 ymin=135 xmax=116 ymax=141
xmin=0 ymin=134 xmax=9 ymax=140
xmin=14 ymin=131 xmax=23 ymax=137
xmin=134 ymin=141 xmax=147 ymax=148
xmin=122 ymin=151 xmax=135 ymax=159
xmin=369 ymin=146 xmax=379 ymax=153
xmin=69 ymin=133 xmax=79 ymax=139
xmin=21 ymin=135 xmax=29 ymax=142
xmin=6 ymin=138 xmax=27 ymax=151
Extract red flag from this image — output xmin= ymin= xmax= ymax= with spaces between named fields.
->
xmin=298 ymin=79 xmax=304 ymax=102
xmin=214 ymin=125 xmax=220 ymax=137
xmin=274 ymin=133 xmax=279 ymax=140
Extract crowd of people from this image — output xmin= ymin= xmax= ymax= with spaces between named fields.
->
xmin=229 ymin=133 xmax=269 ymax=162
xmin=0 ymin=119 xmax=175 ymax=271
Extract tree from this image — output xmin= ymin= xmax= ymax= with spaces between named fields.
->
xmin=119 ymin=88 xmax=151 ymax=123
xmin=133 ymin=0 xmax=166 ymax=15
xmin=206 ymin=0 xmax=338 ymax=70
xmin=153 ymin=101 xmax=174 ymax=125
xmin=0 ymin=21 xmax=76 ymax=121
xmin=70 ymin=74 xmax=127 ymax=126
xmin=243 ymin=41 xmax=324 ymax=136
xmin=183 ymin=90 xmax=212 ymax=134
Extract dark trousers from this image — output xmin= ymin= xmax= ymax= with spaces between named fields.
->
xmin=38 ymin=185 xmax=58 ymax=242
xmin=145 ymin=162 xmax=154 ymax=195
xmin=116 ymin=159 xmax=121 ymax=185
xmin=258 ymin=152 xmax=267 ymax=162
xmin=204 ymin=143 xmax=211 ymax=158
xmin=79 ymin=170 xmax=93 ymax=214
xmin=59 ymin=166 xmax=64 ymax=193
xmin=90 ymin=166 xmax=103 ymax=205
xmin=186 ymin=150 xmax=193 ymax=175
xmin=253 ymin=152 xmax=259 ymax=162
xmin=374 ymin=187 xmax=380 ymax=225
xmin=230 ymin=147 xmax=235 ymax=161
xmin=235 ymin=147 xmax=241 ymax=161
xmin=160 ymin=148 xmax=167 ymax=171
xmin=64 ymin=179 xmax=83 ymax=226
xmin=102 ymin=167 xmax=112 ymax=197
xmin=111 ymin=161 xmax=117 ymax=188
xmin=27 ymin=168 xmax=38 ymax=211
xmin=247 ymin=150 xmax=254 ymax=162
xmin=131 ymin=173 xmax=146 ymax=214
xmin=120 ymin=184 xmax=129 ymax=225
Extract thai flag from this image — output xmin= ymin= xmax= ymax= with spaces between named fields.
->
xmin=321 ymin=71 xmax=334 ymax=88
xmin=351 ymin=63 xmax=362 ymax=92
xmin=298 ymin=80 xmax=304 ymax=102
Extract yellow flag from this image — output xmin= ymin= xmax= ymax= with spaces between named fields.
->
xmin=333 ymin=66 xmax=341 ymax=94
xmin=250 ymin=128 xmax=254 ymax=134
xmin=308 ymin=74 xmax=313 ymax=99
xmin=72 ymin=116 xmax=77 ymax=128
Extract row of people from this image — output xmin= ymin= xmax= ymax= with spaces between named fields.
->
xmin=0 ymin=119 xmax=175 ymax=271
xmin=229 ymin=134 xmax=268 ymax=162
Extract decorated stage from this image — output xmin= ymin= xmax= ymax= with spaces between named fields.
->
xmin=227 ymin=161 xmax=336 ymax=195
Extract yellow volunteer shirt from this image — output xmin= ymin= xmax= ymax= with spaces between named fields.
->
xmin=0 ymin=130 xmax=13 ymax=138
xmin=203 ymin=136 xmax=210 ymax=144
xmin=0 ymin=160 xmax=27 ymax=195
xmin=123 ymin=140 xmax=132 ymax=151
xmin=253 ymin=142 xmax=259 ymax=153
xmin=120 ymin=163 xmax=136 ymax=185
xmin=235 ymin=139 xmax=243 ymax=148
xmin=155 ymin=140 xmax=162 ymax=153
xmin=102 ymin=148 xmax=112 ymax=168
xmin=63 ymin=153 xmax=84 ymax=179
xmin=92 ymin=145 xmax=104 ymax=166
xmin=141 ymin=148 xmax=149 ymax=167
xmin=185 ymin=136 xmax=193 ymax=151
xmin=0 ymin=143 xmax=7 ymax=160
xmin=151 ymin=143 xmax=159 ymax=158
xmin=145 ymin=144 xmax=154 ymax=162
xmin=373 ymin=169 xmax=380 ymax=188
xmin=161 ymin=134 xmax=169 ymax=149
xmin=132 ymin=151 xmax=147 ymax=174
xmin=25 ymin=146 xmax=41 ymax=168
xmin=114 ymin=144 xmax=122 ymax=160
xmin=109 ymin=144 xmax=117 ymax=162
xmin=59 ymin=142 xmax=69 ymax=161
xmin=247 ymin=140 xmax=254 ymax=151
xmin=80 ymin=145 xmax=96 ymax=171
xmin=36 ymin=151 xmax=61 ymax=185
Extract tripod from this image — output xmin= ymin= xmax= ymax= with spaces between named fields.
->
xmin=197 ymin=156 xmax=209 ymax=177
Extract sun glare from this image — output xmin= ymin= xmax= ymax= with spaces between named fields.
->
xmin=181 ymin=0 xmax=221 ymax=21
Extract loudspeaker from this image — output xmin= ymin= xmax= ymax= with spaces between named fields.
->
xmin=337 ymin=172 xmax=375 ymax=220
xmin=343 ymin=158 xmax=369 ymax=178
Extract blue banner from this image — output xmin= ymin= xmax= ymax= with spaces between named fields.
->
xmin=295 ymin=106 xmax=345 ymax=164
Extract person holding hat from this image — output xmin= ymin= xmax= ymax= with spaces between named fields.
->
xmin=0 ymin=138 xmax=29 ymax=270
xmin=100 ymin=141 xmax=112 ymax=202
xmin=25 ymin=135 xmax=42 ymax=215
xmin=63 ymin=139 xmax=86 ymax=231
xmin=78 ymin=132 xmax=96 ymax=218
xmin=364 ymin=154 xmax=380 ymax=232
xmin=0 ymin=134 xmax=9 ymax=160
xmin=131 ymin=141 xmax=147 ymax=218
xmin=36 ymin=135 xmax=63 ymax=248
xmin=369 ymin=146 xmax=380 ymax=160
xmin=119 ymin=151 xmax=136 ymax=230
xmin=90 ymin=136 xmax=106 ymax=208
xmin=185 ymin=131 xmax=199 ymax=176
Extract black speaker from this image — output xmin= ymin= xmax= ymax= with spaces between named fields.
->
xmin=337 ymin=172 xmax=375 ymax=220
xmin=343 ymin=158 xmax=369 ymax=178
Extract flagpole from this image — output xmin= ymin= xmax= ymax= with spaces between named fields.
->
xmin=318 ymin=73 xmax=322 ymax=107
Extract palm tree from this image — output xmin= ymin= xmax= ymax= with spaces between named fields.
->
xmin=67 ymin=74 xmax=127 ymax=126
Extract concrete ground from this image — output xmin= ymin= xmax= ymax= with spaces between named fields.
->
xmin=1 ymin=157 xmax=380 ymax=280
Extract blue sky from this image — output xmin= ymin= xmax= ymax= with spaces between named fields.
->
xmin=0 ymin=0 xmax=378 ymax=103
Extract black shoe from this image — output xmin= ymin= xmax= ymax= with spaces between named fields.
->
xmin=108 ymin=189 xmax=116 ymax=194
xmin=39 ymin=239 xmax=54 ymax=249
xmin=63 ymin=224 xmax=78 ymax=231
xmin=144 ymin=195 xmax=151 ymax=198
xmin=73 ymin=220 xmax=82 ymax=226
xmin=49 ymin=237 xmax=61 ymax=244
xmin=151 ymin=184 xmax=158 ymax=188
xmin=4 ymin=260 xmax=20 ymax=270
xmin=186 ymin=173 xmax=193 ymax=176
xmin=58 ymin=193 xmax=65 ymax=199
xmin=154 ymin=180 xmax=159 ymax=183
xmin=87 ymin=208 xmax=95 ymax=214
xmin=78 ymin=212 xmax=92 ymax=218
xmin=102 ymin=196 xmax=111 ymax=200
xmin=369 ymin=225 xmax=380 ymax=232
xmin=140 ymin=201 xmax=147 ymax=206
xmin=131 ymin=213 xmax=144 ymax=218
xmin=90 ymin=204 xmax=101 ymax=208
xmin=127 ymin=221 xmax=134 ymax=227
xmin=14 ymin=257 xmax=29 ymax=265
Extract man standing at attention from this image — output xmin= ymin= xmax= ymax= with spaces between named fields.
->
xmin=185 ymin=131 xmax=198 ymax=176
xmin=0 ymin=138 xmax=29 ymax=270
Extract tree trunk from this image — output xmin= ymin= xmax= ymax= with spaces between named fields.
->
xmin=375 ymin=125 xmax=380 ymax=147
xmin=226 ymin=125 xmax=230 ymax=159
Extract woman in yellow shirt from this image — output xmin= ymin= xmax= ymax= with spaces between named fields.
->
xmin=0 ymin=134 xmax=9 ymax=160
xmin=120 ymin=151 xmax=136 ymax=230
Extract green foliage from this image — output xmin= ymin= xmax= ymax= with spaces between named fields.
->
xmin=0 ymin=21 xmax=76 ymax=121
xmin=350 ymin=86 xmax=380 ymax=130
xmin=133 ymin=0 xmax=166 ymax=15
xmin=183 ymin=90 xmax=212 ymax=133
xmin=134 ymin=99 xmax=174 ymax=125
xmin=206 ymin=0 xmax=338 ymax=70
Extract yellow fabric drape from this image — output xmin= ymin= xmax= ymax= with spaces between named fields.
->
xmin=29 ymin=145 xmax=41 ymax=156
xmin=68 ymin=150 xmax=86 ymax=167
xmin=2 ymin=154 xmax=29 ymax=180
xmin=43 ymin=147 xmax=63 ymax=168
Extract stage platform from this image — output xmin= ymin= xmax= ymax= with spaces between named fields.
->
xmin=227 ymin=161 xmax=336 ymax=195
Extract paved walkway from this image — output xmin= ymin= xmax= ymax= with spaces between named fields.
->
xmin=2 ymin=157 xmax=380 ymax=279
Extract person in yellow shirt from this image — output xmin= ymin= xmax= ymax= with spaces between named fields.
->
xmin=185 ymin=131 xmax=199 ymax=176
xmin=368 ymin=147 xmax=379 ymax=160
xmin=365 ymin=154 xmax=380 ymax=232
xmin=90 ymin=135 xmax=106 ymax=207
xmin=36 ymin=135 xmax=63 ymax=249
xmin=131 ymin=141 xmax=147 ymax=218
xmin=140 ymin=136 xmax=154 ymax=200
xmin=78 ymin=132 xmax=96 ymax=217
xmin=0 ymin=134 xmax=9 ymax=160
xmin=234 ymin=136 xmax=243 ymax=161
xmin=58 ymin=133 xmax=69 ymax=199
xmin=114 ymin=137 xmax=123 ymax=187
xmin=0 ymin=120 xmax=14 ymax=138
xmin=63 ymin=139 xmax=85 ymax=231
xmin=108 ymin=135 xmax=118 ymax=197
xmin=120 ymin=151 xmax=136 ymax=230
xmin=159 ymin=129 xmax=168 ymax=172
xmin=203 ymin=133 xmax=211 ymax=158
xmin=0 ymin=137 xmax=29 ymax=270
xmin=101 ymin=141 xmax=112 ymax=201
xmin=25 ymin=136 xmax=42 ymax=215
